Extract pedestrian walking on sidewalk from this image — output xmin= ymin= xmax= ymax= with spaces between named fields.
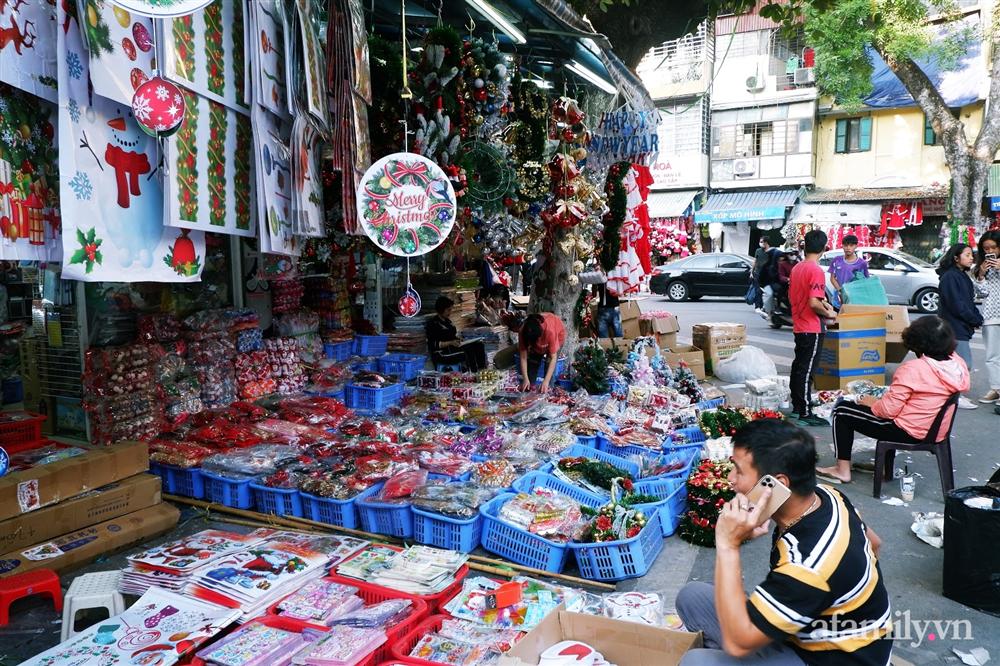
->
xmin=938 ymin=243 xmax=983 ymax=410
xmin=788 ymin=230 xmax=837 ymax=427
xmin=975 ymin=232 xmax=1000 ymax=404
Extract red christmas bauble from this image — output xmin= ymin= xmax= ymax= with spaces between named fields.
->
xmin=131 ymin=76 xmax=186 ymax=138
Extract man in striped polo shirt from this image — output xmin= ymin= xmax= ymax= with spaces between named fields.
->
xmin=676 ymin=420 xmax=892 ymax=665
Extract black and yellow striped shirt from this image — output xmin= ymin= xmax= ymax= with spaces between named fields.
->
xmin=746 ymin=485 xmax=892 ymax=665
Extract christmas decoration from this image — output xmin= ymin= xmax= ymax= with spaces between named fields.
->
xmin=398 ymin=285 xmax=421 ymax=318
xmin=557 ymin=456 xmax=633 ymax=491
xmin=410 ymin=26 xmax=463 ymax=165
xmin=600 ymin=162 xmax=629 ymax=271
xmin=673 ymin=362 xmax=705 ymax=405
xmin=700 ymin=407 xmax=751 ymax=440
xmin=583 ymin=479 xmax=651 ymax=542
xmin=679 ymin=459 xmax=735 ymax=548
xmin=649 ymin=217 xmax=693 ymax=260
xmin=572 ymin=344 xmax=611 ymax=395
xmin=163 ymin=228 xmax=201 ymax=276
xmin=110 ymin=0 xmax=216 ymax=18
xmin=68 ymin=227 xmax=103 ymax=273
xmin=574 ymin=290 xmax=595 ymax=332
xmin=131 ymin=76 xmax=186 ymax=137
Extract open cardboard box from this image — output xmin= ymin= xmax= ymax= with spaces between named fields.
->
xmin=814 ymin=311 xmax=886 ymax=390
xmin=500 ymin=608 xmax=702 ymax=666
xmin=839 ymin=304 xmax=911 ymax=364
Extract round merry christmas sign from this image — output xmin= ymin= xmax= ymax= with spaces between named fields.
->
xmin=356 ymin=152 xmax=456 ymax=257
xmin=110 ymin=0 xmax=215 ymax=17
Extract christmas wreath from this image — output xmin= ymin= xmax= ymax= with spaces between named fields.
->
xmin=678 ymin=459 xmax=735 ymax=548
xmin=700 ymin=407 xmax=751 ymax=439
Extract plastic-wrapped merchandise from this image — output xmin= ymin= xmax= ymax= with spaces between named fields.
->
xmin=199 ymin=444 xmax=304 ymax=480
xmin=277 ymin=396 xmax=351 ymax=427
xmin=274 ymin=309 xmax=320 ymax=337
xmin=183 ymin=308 xmax=232 ymax=333
xmin=417 ymin=450 xmax=473 ymax=478
xmin=235 ymin=327 xmax=264 ymax=353
xmin=497 ymin=489 xmax=587 ymax=542
xmin=410 ymin=482 xmax=498 ymax=519
xmin=138 ymin=314 xmax=181 ymax=342
xmin=264 ymin=337 xmax=306 ymax=394
xmin=328 ymin=598 xmax=412 ymax=628
xmin=442 ymin=576 xmax=565 ymax=632
xmin=82 ymin=342 xmax=166 ymax=445
xmin=602 ymin=591 xmax=664 ymax=626
xmin=376 ymin=469 xmax=430 ymax=501
xmin=271 ymin=279 xmax=305 ymax=314
xmin=148 ymin=439 xmax=215 ymax=467
xmin=472 ymin=459 xmax=519 ymax=489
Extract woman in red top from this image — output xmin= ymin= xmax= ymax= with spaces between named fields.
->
xmin=512 ymin=313 xmax=566 ymax=393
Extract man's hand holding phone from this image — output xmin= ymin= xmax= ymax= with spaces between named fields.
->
xmin=716 ymin=491 xmax=772 ymax=550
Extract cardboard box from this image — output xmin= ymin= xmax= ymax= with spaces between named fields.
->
xmin=692 ymin=323 xmax=747 ymax=375
xmin=662 ymin=344 xmax=706 ymax=380
xmin=0 ymin=440 xmax=149 ymax=522
xmin=0 ymin=502 xmax=179 ymax=577
xmin=500 ymin=608 xmax=702 ymax=666
xmin=814 ymin=311 xmax=887 ymax=390
xmin=0 ymin=473 xmax=162 ymax=554
xmin=620 ymin=300 xmax=643 ymax=339
xmin=840 ymin=304 xmax=911 ymax=363
xmin=640 ymin=314 xmax=680 ymax=349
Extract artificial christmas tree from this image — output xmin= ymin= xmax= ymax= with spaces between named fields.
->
xmin=678 ymin=459 xmax=735 ymax=548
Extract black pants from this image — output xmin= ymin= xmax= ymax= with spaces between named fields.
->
xmin=832 ymin=402 xmax=918 ymax=461
xmin=525 ymin=352 xmax=545 ymax=383
xmin=790 ymin=332 xmax=823 ymax=416
xmin=433 ymin=341 xmax=486 ymax=371
xmin=753 ymin=277 xmax=765 ymax=309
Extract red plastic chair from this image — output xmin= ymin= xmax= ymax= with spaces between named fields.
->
xmin=0 ymin=568 xmax=63 ymax=625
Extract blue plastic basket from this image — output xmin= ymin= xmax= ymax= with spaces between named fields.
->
xmin=556 ymin=444 xmax=641 ymax=479
xmin=569 ymin=507 xmax=664 ymax=581
xmin=479 ymin=492 xmax=573 ymax=573
xmin=575 ymin=433 xmax=599 ymax=448
xmin=350 ymin=359 xmax=379 ymax=373
xmin=300 ymin=485 xmax=377 ymax=529
xmin=412 ymin=508 xmax=482 ymax=553
xmin=378 ymin=354 xmax=428 ymax=382
xmin=353 ymin=335 xmax=389 ymax=357
xmin=154 ymin=463 xmax=205 ymax=499
xmin=324 ymin=340 xmax=353 ymax=362
xmin=356 ymin=484 xmax=415 ymax=538
xmin=697 ymin=397 xmax=725 ymax=410
xmin=668 ymin=426 xmax=707 ymax=445
xmin=344 ymin=382 xmax=404 ymax=414
xmin=250 ymin=483 xmax=303 ymax=517
xmin=201 ymin=470 xmax=254 ymax=509
xmin=634 ymin=476 xmax=687 ymax=536
xmin=512 ymin=471 xmax=606 ymax=507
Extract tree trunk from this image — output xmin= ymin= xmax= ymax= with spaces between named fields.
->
xmin=529 ymin=227 xmax=581 ymax=355
xmin=948 ymin=153 xmax=990 ymax=229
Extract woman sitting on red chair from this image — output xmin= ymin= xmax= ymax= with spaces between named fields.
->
xmin=816 ymin=316 xmax=969 ymax=484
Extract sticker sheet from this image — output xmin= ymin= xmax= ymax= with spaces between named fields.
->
xmin=127 ymin=529 xmax=267 ymax=573
xmin=21 ymin=587 xmax=239 ymax=666
xmin=164 ymin=88 xmax=256 ymax=237
xmin=58 ymin=1 xmax=206 ymax=282
xmin=162 ymin=0 xmax=249 ymax=114
xmin=252 ymin=106 xmax=299 ymax=255
xmin=295 ymin=0 xmax=327 ymax=130
xmin=0 ymin=0 xmax=57 ymax=103
xmin=248 ymin=0 xmax=289 ymax=118
xmin=0 ymin=83 xmax=61 ymax=262
xmin=80 ymin=0 xmax=156 ymax=106
xmin=289 ymin=115 xmax=324 ymax=238
xmin=190 ymin=541 xmax=327 ymax=605
xmin=347 ymin=0 xmax=370 ymax=104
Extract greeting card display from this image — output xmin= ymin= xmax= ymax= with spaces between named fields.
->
xmin=82 ymin=1 xmax=156 ymax=106
xmin=127 ymin=529 xmax=268 ymax=573
xmin=356 ymin=152 xmax=456 ymax=257
xmin=252 ymin=106 xmax=299 ymax=256
xmin=109 ymin=0 xmax=216 ymax=17
xmin=20 ymin=587 xmax=239 ymax=666
xmin=0 ymin=0 xmax=57 ymax=103
xmin=58 ymin=1 xmax=206 ymax=282
xmin=248 ymin=0 xmax=290 ymax=119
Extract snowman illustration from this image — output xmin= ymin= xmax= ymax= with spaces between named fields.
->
xmin=93 ymin=105 xmax=164 ymax=269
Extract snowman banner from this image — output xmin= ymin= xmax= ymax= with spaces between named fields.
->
xmin=58 ymin=1 xmax=206 ymax=282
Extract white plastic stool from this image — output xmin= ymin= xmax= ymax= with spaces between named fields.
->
xmin=61 ymin=571 xmax=124 ymax=640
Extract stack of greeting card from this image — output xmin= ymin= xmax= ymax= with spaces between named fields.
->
xmin=21 ymin=587 xmax=240 ymax=666
xmin=188 ymin=540 xmax=330 ymax=621
xmin=337 ymin=545 xmax=468 ymax=595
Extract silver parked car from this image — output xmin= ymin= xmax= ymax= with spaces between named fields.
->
xmin=819 ymin=247 xmax=940 ymax=313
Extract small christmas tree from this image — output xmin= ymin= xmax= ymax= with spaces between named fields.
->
xmin=679 ymin=459 xmax=735 ymax=548
xmin=673 ymin=361 xmax=705 ymax=403
xmin=572 ymin=344 xmax=611 ymax=395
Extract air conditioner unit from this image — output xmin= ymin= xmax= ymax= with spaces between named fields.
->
xmin=745 ymin=75 xmax=765 ymax=92
xmin=794 ymin=67 xmax=815 ymax=85
xmin=733 ymin=158 xmax=758 ymax=177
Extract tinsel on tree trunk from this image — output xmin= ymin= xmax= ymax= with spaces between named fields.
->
xmin=232 ymin=0 xmax=246 ymax=105
xmin=176 ymin=88 xmax=200 ymax=221
xmin=172 ymin=15 xmax=196 ymax=80
xmin=207 ymin=101 xmax=228 ymax=227
xmin=234 ymin=115 xmax=252 ymax=232
xmin=204 ymin=2 xmax=226 ymax=97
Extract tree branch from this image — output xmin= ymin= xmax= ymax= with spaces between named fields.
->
xmin=973 ymin=32 xmax=1000 ymax=161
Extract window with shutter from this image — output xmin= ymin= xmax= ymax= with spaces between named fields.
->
xmin=835 ymin=119 xmax=847 ymax=153
xmin=858 ymin=117 xmax=872 ymax=151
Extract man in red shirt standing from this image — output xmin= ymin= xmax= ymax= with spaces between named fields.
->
xmin=789 ymin=230 xmax=837 ymax=427
xmin=515 ymin=313 xmax=566 ymax=394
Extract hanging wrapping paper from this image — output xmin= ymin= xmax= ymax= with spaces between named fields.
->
xmin=163 ymin=88 xmax=256 ymax=237
xmin=252 ymin=106 xmax=300 ymax=256
xmin=58 ymin=1 xmax=205 ymax=282
xmin=289 ymin=115 xmax=325 ymax=238
xmin=0 ymin=83 xmax=60 ymax=261
xmin=248 ymin=0 xmax=290 ymax=119
xmin=162 ymin=0 xmax=249 ymax=115
xmin=356 ymin=152 xmax=457 ymax=257
xmin=294 ymin=0 xmax=329 ymax=131
xmin=0 ymin=0 xmax=57 ymax=102
xmin=81 ymin=2 xmax=156 ymax=106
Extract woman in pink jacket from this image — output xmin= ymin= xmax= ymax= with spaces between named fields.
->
xmin=817 ymin=315 xmax=970 ymax=484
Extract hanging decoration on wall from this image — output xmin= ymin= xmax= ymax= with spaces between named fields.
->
xmin=0 ymin=0 xmax=57 ymax=103
xmin=163 ymin=88 xmax=256 ymax=238
xmin=290 ymin=115 xmax=326 ymax=238
xmin=456 ymin=37 xmax=510 ymax=140
xmin=82 ymin=2 xmax=157 ymax=106
xmin=456 ymin=141 xmax=515 ymax=213
xmin=398 ymin=284 xmax=421 ymax=318
xmin=252 ymin=107 xmax=299 ymax=256
xmin=162 ymin=0 xmax=249 ymax=115
xmin=356 ymin=152 xmax=457 ymax=257
xmin=587 ymin=102 xmax=662 ymax=171
xmin=295 ymin=0 xmax=329 ymax=131
xmin=410 ymin=26 xmax=463 ymax=165
xmin=58 ymin=0 xmax=205 ymax=282
xmin=248 ymin=0 xmax=291 ymax=119
xmin=131 ymin=76 xmax=186 ymax=137
xmin=0 ymin=83 xmax=60 ymax=262
xmin=109 ymin=0 xmax=216 ymax=17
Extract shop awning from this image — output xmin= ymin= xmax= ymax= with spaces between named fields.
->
xmin=805 ymin=185 xmax=948 ymax=203
xmin=647 ymin=190 xmax=699 ymax=218
xmin=694 ymin=189 xmax=801 ymax=224
xmin=788 ymin=203 xmax=883 ymax=227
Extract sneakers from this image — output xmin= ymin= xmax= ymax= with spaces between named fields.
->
xmin=755 ymin=308 xmax=768 ymax=320
xmin=958 ymin=396 xmax=978 ymax=410
xmin=793 ymin=415 xmax=828 ymax=427
xmin=980 ymin=390 xmax=1000 ymax=404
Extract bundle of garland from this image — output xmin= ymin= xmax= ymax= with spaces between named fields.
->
xmin=700 ymin=407 xmax=752 ymax=439
xmin=580 ymin=479 xmax=655 ymax=542
xmin=557 ymin=456 xmax=632 ymax=491
xmin=678 ymin=459 xmax=735 ymax=548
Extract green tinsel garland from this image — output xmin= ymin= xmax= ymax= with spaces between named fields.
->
xmin=700 ymin=407 xmax=751 ymax=439
xmin=558 ymin=457 xmax=633 ymax=490
xmin=600 ymin=161 xmax=630 ymax=272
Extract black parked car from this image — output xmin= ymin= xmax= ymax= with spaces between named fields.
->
xmin=649 ymin=252 xmax=754 ymax=301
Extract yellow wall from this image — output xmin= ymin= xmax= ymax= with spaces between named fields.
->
xmin=814 ymin=103 xmax=984 ymax=189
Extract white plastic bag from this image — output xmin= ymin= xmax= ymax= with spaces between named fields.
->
xmin=714 ymin=346 xmax=776 ymax=383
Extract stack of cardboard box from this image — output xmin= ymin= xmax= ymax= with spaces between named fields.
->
xmin=692 ymin=323 xmax=748 ymax=377
xmin=593 ymin=300 xmax=708 ymax=379
xmin=0 ymin=441 xmax=178 ymax=577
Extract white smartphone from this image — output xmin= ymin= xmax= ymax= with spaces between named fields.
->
xmin=746 ymin=475 xmax=792 ymax=525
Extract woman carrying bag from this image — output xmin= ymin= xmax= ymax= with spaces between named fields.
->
xmin=938 ymin=243 xmax=982 ymax=410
